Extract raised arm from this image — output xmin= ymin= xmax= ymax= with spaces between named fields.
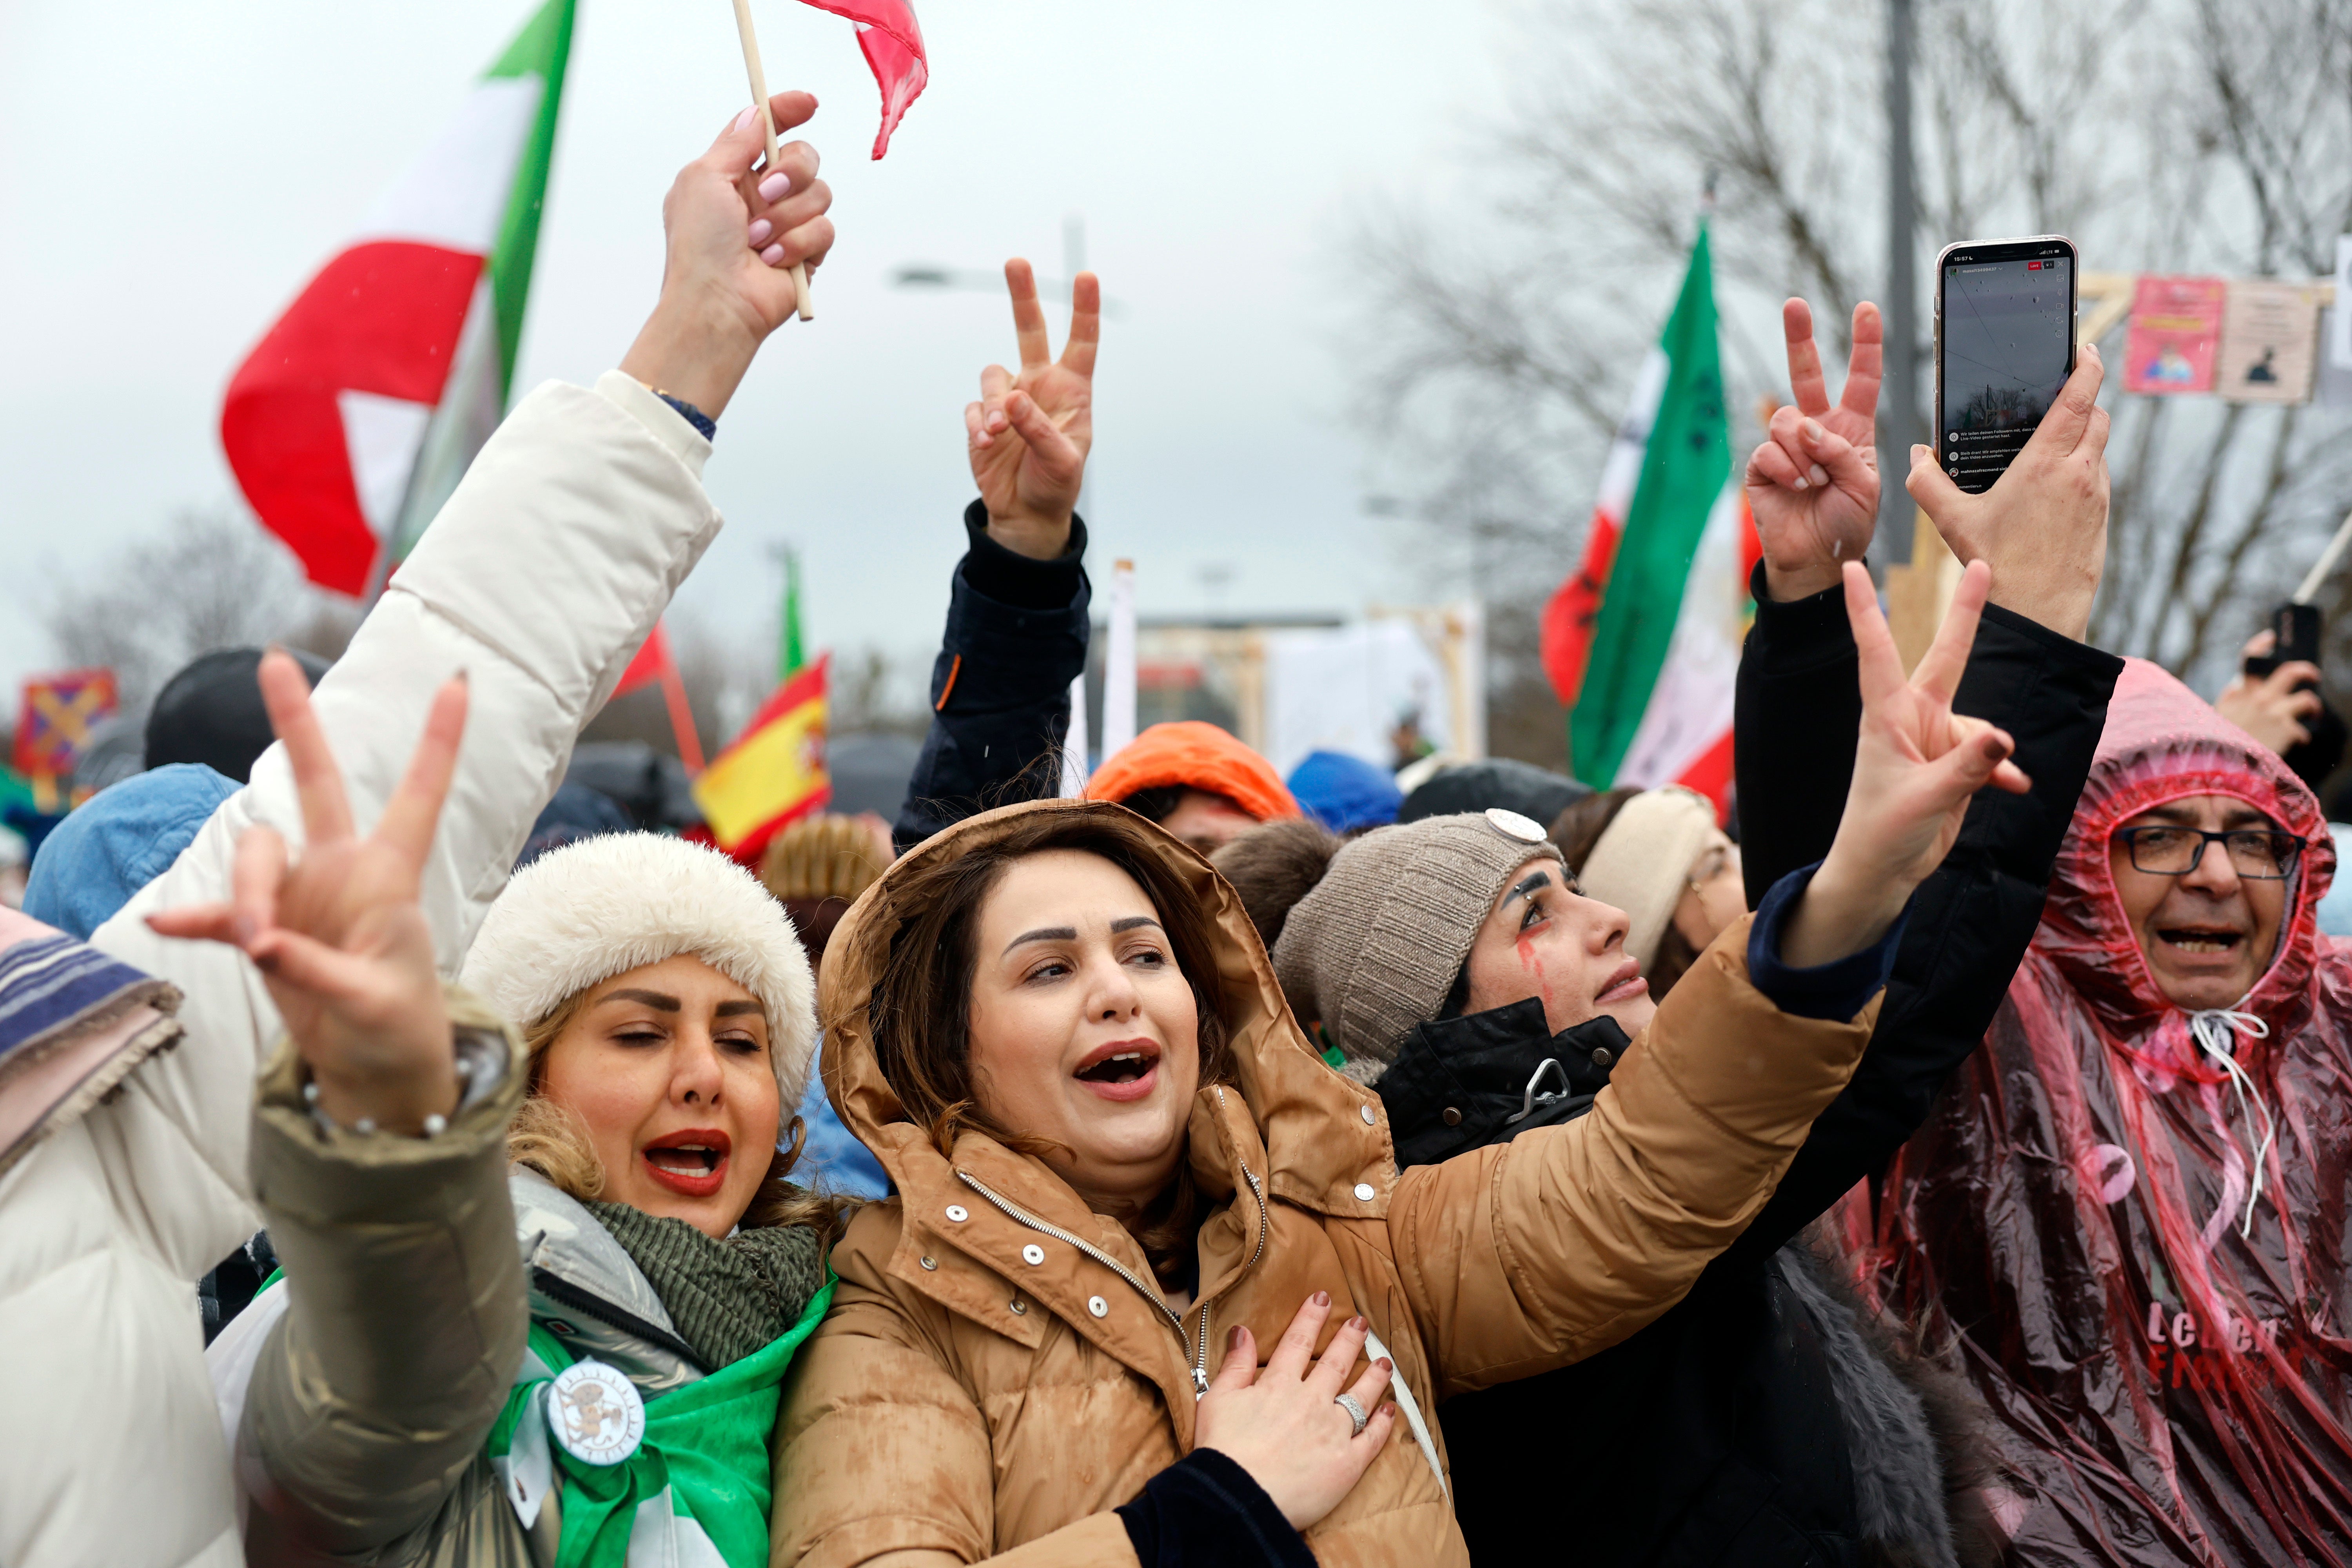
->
xmin=161 ymin=657 xmax=532 ymax=1555
xmin=1390 ymin=559 xmax=2028 ymax=1389
xmin=88 ymin=96 xmax=835 ymax=1285
xmin=1723 ymin=326 xmax=2119 ymax=1260
xmin=896 ymin=263 xmax=1101 ymax=852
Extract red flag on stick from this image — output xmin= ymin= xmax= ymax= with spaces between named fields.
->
xmin=613 ymin=623 xmax=706 ymax=774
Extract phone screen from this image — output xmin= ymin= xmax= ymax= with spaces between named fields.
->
xmin=1938 ymin=247 xmax=2074 ymax=494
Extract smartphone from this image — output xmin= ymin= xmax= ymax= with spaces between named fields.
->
xmin=1933 ymin=236 xmax=2080 ymax=494
xmin=2244 ymin=602 xmax=2323 ymax=681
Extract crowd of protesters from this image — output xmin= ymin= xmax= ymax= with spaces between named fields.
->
xmin=4 ymin=85 xmax=2350 ymax=1568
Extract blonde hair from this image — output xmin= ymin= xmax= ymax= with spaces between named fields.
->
xmin=511 ymin=988 xmax=849 ymax=1242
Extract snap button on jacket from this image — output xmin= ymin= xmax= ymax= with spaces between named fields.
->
xmin=773 ymin=800 xmax=1881 ymax=1567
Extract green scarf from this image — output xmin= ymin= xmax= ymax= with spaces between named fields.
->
xmin=489 ymin=1271 xmax=835 ymax=1568
xmin=584 ymin=1200 xmax=825 ymax=1370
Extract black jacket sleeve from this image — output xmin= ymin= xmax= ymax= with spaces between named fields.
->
xmin=892 ymin=501 xmax=1091 ymax=853
xmin=1117 ymin=1448 xmax=1317 ymax=1568
xmin=1719 ymin=562 xmax=2122 ymax=1266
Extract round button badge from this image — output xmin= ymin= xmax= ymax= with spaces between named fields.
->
xmin=1485 ymin=808 xmax=1548 ymax=843
xmin=546 ymin=1361 xmax=645 ymax=1466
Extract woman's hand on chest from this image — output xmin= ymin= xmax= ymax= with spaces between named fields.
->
xmin=1191 ymin=1291 xmax=1398 ymax=1531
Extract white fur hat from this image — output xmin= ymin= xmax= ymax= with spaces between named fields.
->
xmin=460 ymin=832 xmax=818 ymax=1113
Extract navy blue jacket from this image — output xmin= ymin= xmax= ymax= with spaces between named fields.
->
xmin=893 ymin=502 xmax=1091 ymax=854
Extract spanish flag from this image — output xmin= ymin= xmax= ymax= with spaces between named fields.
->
xmin=692 ymin=655 xmax=831 ymax=857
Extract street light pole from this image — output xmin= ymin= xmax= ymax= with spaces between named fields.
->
xmin=1879 ymin=0 xmax=1918 ymax=568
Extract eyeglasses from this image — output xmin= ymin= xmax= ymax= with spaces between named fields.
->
xmin=2114 ymin=825 xmax=2305 ymax=880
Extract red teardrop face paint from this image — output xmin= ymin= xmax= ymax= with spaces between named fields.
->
xmin=1516 ymin=931 xmax=1558 ymax=1016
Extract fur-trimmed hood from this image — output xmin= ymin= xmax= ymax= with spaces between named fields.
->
xmin=461 ymin=831 xmax=817 ymax=1112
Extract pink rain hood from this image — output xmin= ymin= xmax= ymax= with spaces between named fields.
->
xmin=1846 ymin=658 xmax=2352 ymax=1566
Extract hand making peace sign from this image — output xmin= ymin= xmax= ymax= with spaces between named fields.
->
xmin=1780 ymin=559 xmax=2032 ymax=966
xmin=1745 ymin=299 xmax=1885 ymax=603
xmin=147 ymin=652 xmax=469 ymax=1136
xmin=967 ymin=259 xmax=1101 ymax=560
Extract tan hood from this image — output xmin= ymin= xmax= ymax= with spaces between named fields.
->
xmin=818 ymin=798 xmax=1393 ymax=1220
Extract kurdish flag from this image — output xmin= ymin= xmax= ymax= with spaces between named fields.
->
xmin=1543 ymin=226 xmax=1757 ymax=816
xmin=693 ymin=656 xmax=833 ymax=859
xmin=222 ymin=0 xmax=575 ymax=596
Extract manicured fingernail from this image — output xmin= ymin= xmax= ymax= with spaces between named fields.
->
xmin=1349 ymin=1316 xmax=1367 ymax=1332
xmin=1802 ymin=418 xmax=1824 ymax=441
xmin=1377 ymin=1357 xmax=1392 ymax=1372
xmin=733 ymin=106 xmax=757 ymax=131
xmin=760 ymin=243 xmax=785 ymax=267
xmin=1227 ymin=1325 xmax=1245 ymax=1352
xmin=759 ymin=171 xmax=792 ymax=203
xmin=748 ymin=219 xmax=773 ymax=247
xmin=1312 ymin=1291 xmax=1331 ymax=1308
xmin=1793 ymin=475 xmax=1809 ymax=490
xmin=1809 ymin=463 xmax=1829 ymax=486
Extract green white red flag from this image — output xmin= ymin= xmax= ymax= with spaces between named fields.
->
xmin=1541 ymin=225 xmax=1758 ymax=817
xmin=221 ymin=0 xmax=575 ymax=595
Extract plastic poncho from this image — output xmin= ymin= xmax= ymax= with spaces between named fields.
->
xmin=1842 ymin=659 xmax=2352 ymax=1566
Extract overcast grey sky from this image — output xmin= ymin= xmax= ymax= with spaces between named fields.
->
xmin=0 ymin=0 xmax=1514 ymax=704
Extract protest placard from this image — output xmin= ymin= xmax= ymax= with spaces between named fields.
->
xmin=2124 ymin=275 xmax=2225 ymax=395
xmin=2319 ymin=308 xmax=2352 ymax=407
xmin=2216 ymin=279 xmax=2321 ymax=404
xmin=2333 ymin=237 xmax=2352 ymax=369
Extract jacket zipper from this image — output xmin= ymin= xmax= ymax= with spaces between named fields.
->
xmin=955 ymin=1093 xmax=1269 ymax=1399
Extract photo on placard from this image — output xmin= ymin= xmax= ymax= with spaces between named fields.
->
xmin=2124 ymin=276 xmax=2226 ymax=396
xmin=2216 ymin=280 xmax=2321 ymax=404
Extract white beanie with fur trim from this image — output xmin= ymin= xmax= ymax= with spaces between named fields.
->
xmin=459 ymin=832 xmax=818 ymax=1114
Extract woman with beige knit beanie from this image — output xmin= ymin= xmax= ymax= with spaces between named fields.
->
xmin=1549 ymin=784 xmax=1747 ymax=1000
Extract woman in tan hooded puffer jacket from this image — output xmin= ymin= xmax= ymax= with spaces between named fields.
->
xmin=771 ymin=561 xmax=2035 ymax=1567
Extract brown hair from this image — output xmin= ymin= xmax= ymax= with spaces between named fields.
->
xmin=855 ymin=809 xmax=1234 ymax=1284
xmin=1210 ymin=816 xmax=1343 ymax=953
xmin=510 ymin=986 xmax=850 ymax=1246
xmin=1548 ymin=787 xmax=1702 ymax=1000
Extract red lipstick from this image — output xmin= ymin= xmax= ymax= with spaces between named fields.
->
xmin=641 ymin=1127 xmax=732 ymax=1198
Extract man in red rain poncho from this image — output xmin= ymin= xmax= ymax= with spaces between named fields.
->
xmin=1850 ymin=655 xmax=2352 ymax=1566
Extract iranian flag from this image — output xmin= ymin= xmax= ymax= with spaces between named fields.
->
xmin=222 ymin=0 xmax=575 ymax=596
xmin=1541 ymin=225 xmax=1758 ymax=817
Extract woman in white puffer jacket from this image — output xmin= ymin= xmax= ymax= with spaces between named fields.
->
xmin=0 ymin=92 xmax=838 ymax=1568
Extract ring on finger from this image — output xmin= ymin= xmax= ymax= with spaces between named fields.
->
xmin=1335 ymin=1393 xmax=1369 ymax=1438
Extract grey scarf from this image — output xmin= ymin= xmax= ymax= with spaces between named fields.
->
xmin=585 ymin=1199 xmax=826 ymax=1371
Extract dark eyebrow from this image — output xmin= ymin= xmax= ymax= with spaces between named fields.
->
xmin=598 ymin=988 xmax=681 ymax=1012
xmin=713 ymin=999 xmax=764 ymax=1018
xmin=1503 ymin=870 xmax=1553 ymax=907
xmin=1111 ymin=916 xmax=1162 ymax=934
xmin=2221 ymin=806 xmax=2279 ymax=831
xmin=1004 ymin=926 xmax=1078 ymax=956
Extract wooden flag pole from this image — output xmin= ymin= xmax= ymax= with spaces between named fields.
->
xmin=730 ymin=0 xmax=814 ymax=321
xmin=2294 ymin=506 xmax=2352 ymax=606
